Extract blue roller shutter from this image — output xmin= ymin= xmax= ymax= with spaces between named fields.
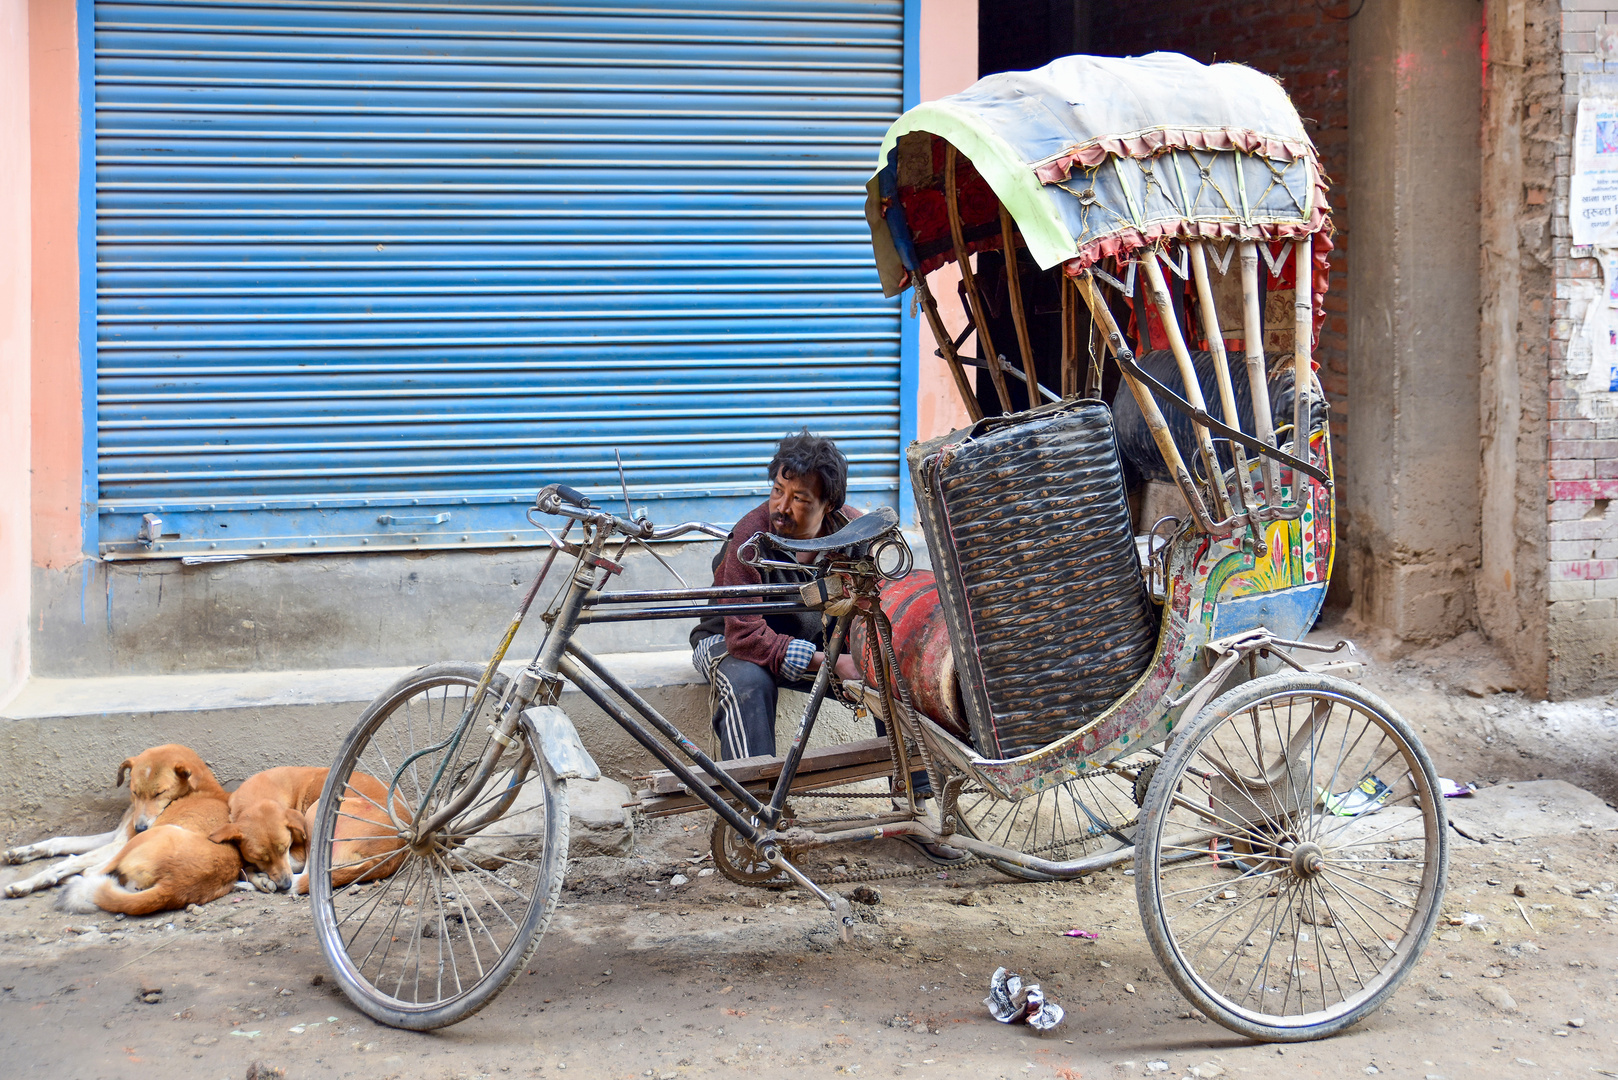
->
xmin=91 ymin=0 xmax=907 ymax=558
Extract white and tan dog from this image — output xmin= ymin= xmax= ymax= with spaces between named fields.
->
xmin=5 ymin=744 xmax=217 ymax=898
xmin=214 ymin=766 xmax=408 ymax=895
xmin=56 ymin=761 xmax=241 ymax=915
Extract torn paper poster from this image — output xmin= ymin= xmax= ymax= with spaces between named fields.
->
xmin=1571 ymin=98 xmax=1618 ymax=246
xmin=1570 ymin=266 xmax=1618 ymax=418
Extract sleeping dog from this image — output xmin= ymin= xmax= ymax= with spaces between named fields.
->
xmin=214 ymin=766 xmax=408 ymax=894
xmin=6 ymin=744 xmax=220 ymax=899
xmin=55 ymin=752 xmax=241 ymax=915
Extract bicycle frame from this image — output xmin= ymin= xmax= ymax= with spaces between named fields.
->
xmin=399 ymin=495 xmax=919 ymax=920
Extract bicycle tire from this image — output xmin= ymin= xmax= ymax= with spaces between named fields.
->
xmin=1136 ymin=671 xmax=1447 ymax=1042
xmin=310 ymin=662 xmax=568 ymax=1030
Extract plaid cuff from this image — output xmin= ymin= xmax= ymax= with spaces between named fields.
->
xmin=779 ymin=638 xmax=815 ymax=683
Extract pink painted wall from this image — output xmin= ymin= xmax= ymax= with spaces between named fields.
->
xmin=916 ymin=0 xmax=978 ymax=442
xmin=0 ymin=0 xmax=31 ymax=708
xmin=29 ymin=0 xmax=83 ymax=572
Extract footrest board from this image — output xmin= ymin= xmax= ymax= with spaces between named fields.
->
xmin=630 ymin=737 xmax=917 ymax=818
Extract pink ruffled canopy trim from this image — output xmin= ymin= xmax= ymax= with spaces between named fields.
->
xmin=1031 ymin=126 xmax=1315 ymax=185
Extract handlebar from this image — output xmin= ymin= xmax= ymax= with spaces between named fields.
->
xmin=536 ymin=482 xmax=591 ymax=510
xmin=530 ymin=485 xmax=728 ymax=543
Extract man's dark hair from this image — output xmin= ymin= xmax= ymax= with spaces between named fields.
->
xmin=768 ymin=428 xmax=847 ymax=509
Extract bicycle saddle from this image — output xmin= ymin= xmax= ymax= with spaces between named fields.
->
xmin=764 ymin=505 xmax=899 ymax=553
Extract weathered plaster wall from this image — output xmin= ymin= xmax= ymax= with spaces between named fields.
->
xmin=0 ymin=0 xmax=31 ymax=710
xmin=1346 ymin=0 xmax=1484 ymax=642
xmin=1546 ymin=1 xmax=1618 ymax=697
xmin=915 ymin=0 xmax=978 ymax=447
xmin=28 ymin=0 xmax=83 ymax=571
xmin=30 ymin=544 xmax=729 ymax=678
xmin=1478 ymin=0 xmax=1558 ymax=696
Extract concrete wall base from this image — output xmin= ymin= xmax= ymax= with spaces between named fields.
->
xmin=0 ymin=656 xmax=867 ymax=835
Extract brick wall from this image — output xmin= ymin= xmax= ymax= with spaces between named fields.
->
xmin=1092 ymin=3 xmax=1351 ymax=480
xmin=1548 ymin=2 xmax=1618 ymax=694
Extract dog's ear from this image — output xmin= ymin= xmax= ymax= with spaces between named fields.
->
xmin=116 ymin=759 xmax=134 ymax=788
xmin=172 ymin=762 xmax=193 ymax=787
xmin=284 ymin=808 xmax=309 ymax=846
xmin=209 ymin=824 xmax=244 ymax=846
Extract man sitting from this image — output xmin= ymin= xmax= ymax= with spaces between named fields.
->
xmin=689 ymin=430 xmax=965 ymax=864
xmin=689 ymin=429 xmax=861 ymax=760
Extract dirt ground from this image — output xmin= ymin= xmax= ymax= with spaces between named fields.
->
xmin=3 ymin=621 xmax=1617 ymax=1080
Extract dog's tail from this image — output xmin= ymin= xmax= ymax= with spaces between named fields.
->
xmin=54 ymin=871 xmax=174 ymax=916
xmin=55 ymin=873 xmax=107 ymax=914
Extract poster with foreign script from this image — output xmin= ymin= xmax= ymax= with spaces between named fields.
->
xmin=1571 ymin=97 xmax=1618 ymax=246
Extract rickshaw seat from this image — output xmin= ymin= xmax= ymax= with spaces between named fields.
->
xmin=765 ymin=505 xmax=899 ymax=554
xmin=909 ymin=403 xmax=1157 ymax=759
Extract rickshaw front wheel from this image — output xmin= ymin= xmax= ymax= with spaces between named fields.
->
xmin=310 ymin=662 xmax=569 ymax=1031
xmin=1135 ymin=671 xmax=1447 ymax=1042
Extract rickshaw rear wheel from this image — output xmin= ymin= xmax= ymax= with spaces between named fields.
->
xmin=309 ymin=662 xmax=569 ymax=1031
xmin=1136 ymin=671 xmax=1446 ymax=1042
xmin=952 ymin=751 xmax=1156 ymax=882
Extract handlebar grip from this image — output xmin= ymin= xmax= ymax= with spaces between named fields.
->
xmin=536 ymin=483 xmax=591 ymax=509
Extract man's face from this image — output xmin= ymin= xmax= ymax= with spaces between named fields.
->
xmin=769 ymin=469 xmax=831 ymax=540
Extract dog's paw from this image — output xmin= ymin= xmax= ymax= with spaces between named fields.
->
xmin=4 ymin=846 xmax=33 ymax=865
xmin=248 ymin=872 xmax=277 ymax=894
xmin=4 ymin=880 xmax=33 ymax=899
xmin=232 ymin=879 xmax=258 ymax=893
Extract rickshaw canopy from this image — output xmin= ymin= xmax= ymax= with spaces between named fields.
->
xmin=864 ymin=52 xmax=1331 ymax=298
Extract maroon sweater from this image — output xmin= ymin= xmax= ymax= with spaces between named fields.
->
xmin=689 ymin=501 xmax=860 ymax=677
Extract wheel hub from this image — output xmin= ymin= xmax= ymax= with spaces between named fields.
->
xmin=1288 ymin=841 xmax=1326 ymax=878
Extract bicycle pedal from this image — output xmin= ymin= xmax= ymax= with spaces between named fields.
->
xmin=833 ymin=896 xmax=856 ymax=944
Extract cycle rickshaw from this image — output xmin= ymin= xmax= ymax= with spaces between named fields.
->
xmin=309 ymin=52 xmax=1448 ymax=1043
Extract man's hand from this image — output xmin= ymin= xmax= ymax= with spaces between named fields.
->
xmin=810 ymin=650 xmax=862 ymax=682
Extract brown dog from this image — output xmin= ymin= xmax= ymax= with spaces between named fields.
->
xmin=6 ymin=745 xmax=219 ymax=899
xmin=56 ymin=755 xmax=241 ymax=915
xmin=214 ymin=766 xmax=408 ymax=895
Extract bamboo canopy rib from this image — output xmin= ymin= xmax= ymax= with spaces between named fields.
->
xmin=1060 ymin=272 xmax=1075 ymax=397
xmin=1292 ymin=236 xmax=1314 ymax=471
xmin=945 ymin=145 xmax=1014 ymax=414
xmin=1189 ymin=241 xmax=1260 ymax=516
xmin=1075 ymin=270 xmax=1214 ymax=531
xmin=1239 ymin=240 xmax=1281 ymax=500
xmin=998 ymin=204 xmax=1041 ymax=403
xmin=913 ymin=273 xmax=983 ymax=423
xmin=1142 ymin=252 xmax=1232 ymax=521
xmin=1084 ymin=314 xmax=1103 ymax=399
